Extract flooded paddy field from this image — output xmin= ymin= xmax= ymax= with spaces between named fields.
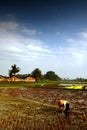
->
xmin=0 ymin=87 xmax=87 ymax=130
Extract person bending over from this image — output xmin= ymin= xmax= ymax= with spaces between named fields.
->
xmin=57 ymin=100 xmax=69 ymax=114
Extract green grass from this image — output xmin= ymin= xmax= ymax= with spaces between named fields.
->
xmin=0 ymin=81 xmax=60 ymax=88
xmin=0 ymin=81 xmax=42 ymax=87
xmin=0 ymin=80 xmax=86 ymax=89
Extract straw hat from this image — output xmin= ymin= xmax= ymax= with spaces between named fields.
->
xmin=58 ymin=100 xmax=64 ymax=106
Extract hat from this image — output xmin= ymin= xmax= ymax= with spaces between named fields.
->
xmin=58 ymin=100 xmax=64 ymax=105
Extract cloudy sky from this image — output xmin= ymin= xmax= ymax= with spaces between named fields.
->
xmin=0 ymin=0 xmax=87 ymax=78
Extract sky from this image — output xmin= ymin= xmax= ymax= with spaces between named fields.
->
xmin=0 ymin=0 xmax=87 ymax=79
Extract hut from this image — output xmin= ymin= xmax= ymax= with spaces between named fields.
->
xmin=0 ymin=75 xmax=6 ymax=81
xmin=8 ymin=76 xmax=20 ymax=81
xmin=24 ymin=76 xmax=35 ymax=82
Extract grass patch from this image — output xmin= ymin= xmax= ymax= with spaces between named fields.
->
xmin=0 ymin=81 xmax=60 ymax=88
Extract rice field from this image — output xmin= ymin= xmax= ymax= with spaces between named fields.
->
xmin=0 ymin=87 xmax=87 ymax=130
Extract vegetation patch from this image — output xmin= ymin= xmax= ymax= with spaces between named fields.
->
xmin=65 ymin=85 xmax=84 ymax=89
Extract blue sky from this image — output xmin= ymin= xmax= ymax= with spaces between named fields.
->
xmin=0 ymin=0 xmax=87 ymax=78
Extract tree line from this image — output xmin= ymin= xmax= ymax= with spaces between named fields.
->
xmin=8 ymin=64 xmax=61 ymax=81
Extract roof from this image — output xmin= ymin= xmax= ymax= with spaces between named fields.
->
xmin=0 ymin=75 xmax=6 ymax=81
xmin=8 ymin=76 xmax=20 ymax=81
xmin=25 ymin=76 xmax=35 ymax=82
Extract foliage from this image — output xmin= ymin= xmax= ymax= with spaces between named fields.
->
xmin=16 ymin=74 xmax=30 ymax=79
xmin=8 ymin=64 xmax=20 ymax=77
xmin=44 ymin=71 xmax=61 ymax=80
xmin=31 ymin=68 xmax=42 ymax=82
xmin=75 ymin=77 xmax=87 ymax=82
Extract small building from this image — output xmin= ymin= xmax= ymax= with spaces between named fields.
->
xmin=8 ymin=76 xmax=20 ymax=81
xmin=24 ymin=76 xmax=35 ymax=82
xmin=0 ymin=75 xmax=6 ymax=81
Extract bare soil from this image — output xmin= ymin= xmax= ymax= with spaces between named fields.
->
xmin=0 ymin=87 xmax=87 ymax=130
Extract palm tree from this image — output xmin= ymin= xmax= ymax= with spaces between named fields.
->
xmin=9 ymin=64 xmax=20 ymax=77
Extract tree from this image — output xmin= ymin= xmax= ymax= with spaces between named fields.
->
xmin=8 ymin=64 xmax=20 ymax=77
xmin=16 ymin=74 xmax=30 ymax=79
xmin=44 ymin=71 xmax=61 ymax=80
xmin=31 ymin=68 xmax=42 ymax=82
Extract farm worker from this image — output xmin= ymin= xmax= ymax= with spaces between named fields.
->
xmin=57 ymin=100 xmax=69 ymax=114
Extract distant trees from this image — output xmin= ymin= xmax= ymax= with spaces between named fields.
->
xmin=7 ymin=65 xmax=87 ymax=82
xmin=31 ymin=68 xmax=42 ymax=82
xmin=8 ymin=64 xmax=20 ymax=77
xmin=16 ymin=74 xmax=30 ymax=79
xmin=44 ymin=71 xmax=61 ymax=80
xmin=8 ymin=64 xmax=61 ymax=81
xmin=75 ymin=77 xmax=87 ymax=82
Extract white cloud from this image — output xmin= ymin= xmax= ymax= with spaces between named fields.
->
xmin=78 ymin=31 xmax=87 ymax=38
xmin=0 ymin=20 xmax=87 ymax=78
xmin=52 ymin=30 xmax=87 ymax=78
xmin=0 ymin=21 xmax=53 ymax=63
xmin=72 ymin=51 xmax=84 ymax=65
xmin=27 ymin=44 xmax=52 ymax=53
xmin=65 ymin=38 xmax=76 ymax=44
xmin=0 ymin=21 xmax=19 ymax=29
xmin=22 ymin=28 xmax=37 ymax=35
